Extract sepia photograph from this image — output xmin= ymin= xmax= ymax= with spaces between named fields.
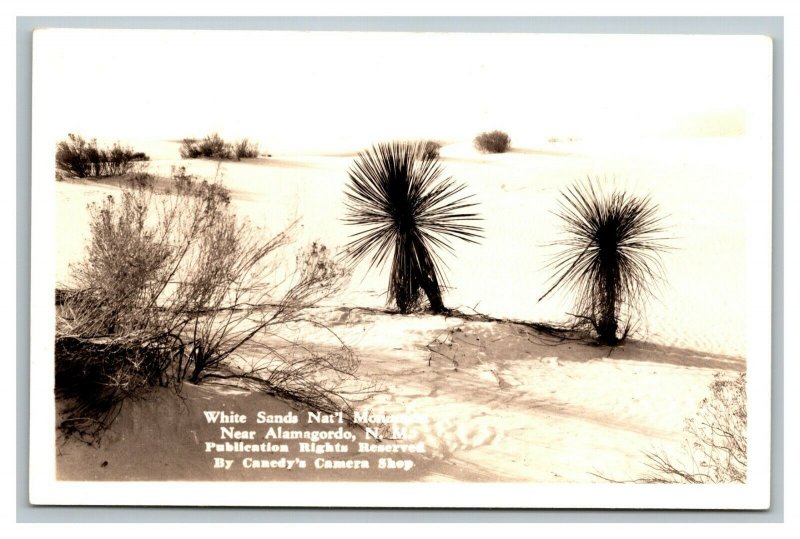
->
xmin=28 ymin=29 xmax=773 ymax=508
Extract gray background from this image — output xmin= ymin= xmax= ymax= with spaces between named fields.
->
xmin=17 ymin=16 xmax=784 ymax=523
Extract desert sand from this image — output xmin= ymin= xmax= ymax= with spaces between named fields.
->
xmin=54 ymin=136 xmax=749 ymax=483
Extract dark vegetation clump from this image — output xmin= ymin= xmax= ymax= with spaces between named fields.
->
xmin=55 ymin=334 xmax=179 ymax=439
xmin=124 ymin=170 xmax=156 ymax=190
xmin=473 ymin=130 xmax=511 ymax=154
xmin=343 ymin=141 xmax=482 ymax=314
xmin=56 ymin=170 xmax=357 ymax=441
xmin=179 ymin=133 xmax=231 ymax=159
xmin=170 ymin=166 xmax=231 ymax=205
xmin=55 ymin=134 xmax=150 ymax=179
xmin=419 ymin=140 xmax=442 ymax=160
xmin=180 ymin=133 xmax=260 ymax=161
xmin=539 ymin=179 xmax=667 ymax=345
xmin=233 ymin=138 xmax=260 ymax=159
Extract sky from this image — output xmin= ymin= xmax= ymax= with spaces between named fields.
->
xmin=33 ymin=30 xmax=771 ymax=152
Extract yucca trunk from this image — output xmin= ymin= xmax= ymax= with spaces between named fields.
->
xmin=597 ymin=267 xmax=620 ymax=345
xmin=391 ymin=233 xmax=446 ymax=314
xmin=412 ymin=236 xmax=446 ymax=314
xmin=596 ymin=229 xmax=620 ymax=344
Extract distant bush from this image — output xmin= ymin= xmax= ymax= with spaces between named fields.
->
xmin=178 ymin=139 xmax=200 ymax=158
xmin=419 ymin=140 xmax=442 ymax=160
xmin=123 ymin=168 xmax=156 ymax=190
xmin=56 ymin=134 xmax=150 ymax=179
xmin=547 ymin=136 xmax=580 ymax=144
xmin=170 ymin=166 xmax=230 ymax=206
xmin=180 ymin=133 xmax=232 ymax=160
xmin=234 ymin=138 xmax=260 ymax=159
xmin=180 ymin=133 xmax=261 ymax=161
xmin=474 ymin=130 xmax=511 ymax=154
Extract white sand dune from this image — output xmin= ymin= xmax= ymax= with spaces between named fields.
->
xmin=56 ymin=309 xmax=743 ymax=482
xmin=56 ymin=136 xmax=750 ymax=357
xmin=54 ymin=136 xmax=750 ymax=482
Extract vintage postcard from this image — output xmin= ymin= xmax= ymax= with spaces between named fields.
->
xmin=29 ymin=29 xmax=772 ymax=508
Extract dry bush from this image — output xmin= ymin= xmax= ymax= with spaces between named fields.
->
xmin=56 ymin=134 xmax=92 ymax=178
xmin=178 ymin=138 xmax=202 ymax=159
xmin=56 ymin=171 xmax=357 ymax=440
xmin=180 ymin=133 xmax=233 ymax=160
xmin=419 ymin=140 xmax=442 ymax=160
xmin=56 ymin=134 xmax=150 ymax=179
xmin=170 ymin=165 xmax=231 ymax=205
xmin=474 ymin=130 xmax=511 ymax=153
xmin=121 ymin=164 xmax=157 ymax=190
xmin=55 ymin=334 xmax=179 ymax=440
xmin=234 ymin=138 xmax=260 ymax=160
xmin=180 ymin=133 xmax=260 ymax=161
xmin=636 ymin=372 xmax=747 ymax=484
xmin=210 ymin=332 xmax=377 ymax=421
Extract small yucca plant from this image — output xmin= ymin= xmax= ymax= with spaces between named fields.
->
xmin=539 ymin=179 xmax=667 ymax=345
xmin=343 ymin=141 xmax=482 ymax=314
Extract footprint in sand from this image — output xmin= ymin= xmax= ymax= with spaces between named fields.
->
xmin=426 ymin=415 xmax=498 ymax=456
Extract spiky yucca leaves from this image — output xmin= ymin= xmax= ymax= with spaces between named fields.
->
xmin=344 ymin=141 xmax=482 ymax=314
xmin=540 ymin=180 xmax=667 ymax=345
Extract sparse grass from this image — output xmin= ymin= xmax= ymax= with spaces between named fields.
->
xmin=539 ymin=179 xmax=667 ymax=345
xmin=474 ymin=130 xmax=511 ymax=154
xmin=343 ymin=141 xmax=482 ymax=314
xmin=55 ymin=134 xmax=150 ymax=179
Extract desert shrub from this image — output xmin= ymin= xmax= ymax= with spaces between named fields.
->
xmin=105 ymin=143 xmax=138 ymax=176
xmin=343 ymin=141 xmax=483 ymax=314
xmin=56 ymin=173 xmax=353 ymax=439
xmin=419 ymin=140 xmax=442 ymax=160
xmin=179 ymin=138 xmax=201 ymax=159
xmin=114 ymin=161 xmax=156 ymax=189
xmin=56 ymin=134 xmax=91 ymax=178
xmin=55 ymin=134 xmax=150 ymax=179
xmin=55 ymin=334 xmax=179 ymax=440
xmin=180 ymin=133 xmax=260 ymax=160
xmin=638 ymin=372 xmax=747 ymax=483
xmin=234 ymin=138 xmax=260 ymax=160
xmin=170 ymin=166 xmax=231 ymax=205
xmin=125 ymin=170 xmax=156 ymax=190
xmin=474 ymin=130 xmax=511 ymax=153
xmin=539 ymin=179 xmax=667 ymax=345
xmin=179 ymin=133 xmax=233 ymax=159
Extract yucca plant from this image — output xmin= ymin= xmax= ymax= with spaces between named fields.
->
xmin=343 ymin=141 xmax=482 ymax=314
xmin=539 ymin=179 xmax=667 ymax=345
